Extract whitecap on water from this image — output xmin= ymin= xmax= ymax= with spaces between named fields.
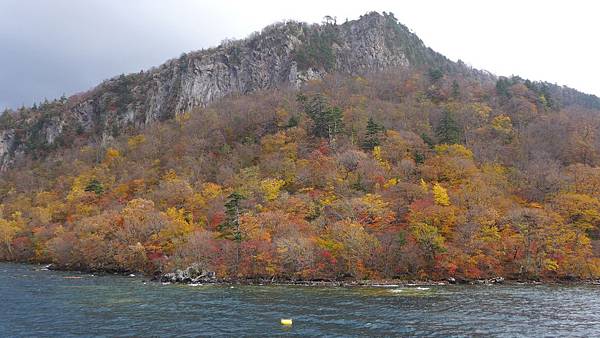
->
xmin=415 ymin=287 xmax=430 ymax=291
xmin=390 ymin=289 xmax=403 ymax=293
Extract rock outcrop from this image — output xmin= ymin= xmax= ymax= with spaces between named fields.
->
xmin=0 ymin=12 xmax=455 ymax=169
xmin=160 ymin=264 xmax=217 ymax=284
xmin=0 ymin=11 xmax=596 ymax=170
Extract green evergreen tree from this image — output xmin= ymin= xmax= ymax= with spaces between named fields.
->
xmin=299 ymin=93 xmax=343 ymax=145
xmin=219 ymin=191 xmax=245 ymax=273
xmin=435 ymin=111 xmax=461 ymax=144
xmin=421 ymin=133 xmax=435 ymax=148
xmin=286 ymin=115 xmax=299 ymax=128
xmin=84 ymin=179 xmax=104 ymax=195
xmin=362 ymin=117 xmax=384 ymax=150
xmin=219 ymin=192 xmax=244 ymax=242
xmin=428 ymin=68 xmax=443 ymax=82
xmin=414 ymin=151 xmax=425 ymax=164
xmin=496 ymin=77 xmax=512 ymax=98
xmin=451 ymin=80 xmax=460 ymax=99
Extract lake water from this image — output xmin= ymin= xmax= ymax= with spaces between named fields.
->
xmin=1 ymin=263 xmax=600 ymax=337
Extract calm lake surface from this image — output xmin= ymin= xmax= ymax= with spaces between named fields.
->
xmin=1 ymin=263 xmax=600 ymax=337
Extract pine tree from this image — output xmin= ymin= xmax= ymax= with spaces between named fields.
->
xmin=219 ymin=192 xmax=244 ymax=242
xmin=451 ymin=80 xmax=460 ymax=99
xmin=428 ymin=68 xmax=443 ymax=82
xmin=495 ymin=77 xmax=512 ymax=98
xmin=84 ymin=179 xmax=104 ymax=195
xmin=414 ymin=151 xmax=425 ymax=164
xmin=286 ymin=115 xmax=298 ymax=128
xmin=435 ymin=111 xmax=461 ymax=144
xmin=421 ymin=133 xmax=435 ymax=148
xmin=299 ymin=93 xmax=343 ymax=145
xmin=219 ymin=191 xmax=245 ymax=273
xmin=362 ymin=117 xmax=384 ymax=150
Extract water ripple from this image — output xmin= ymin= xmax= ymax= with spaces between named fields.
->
xmin=1 ymin=263 xmax=600 ymax=337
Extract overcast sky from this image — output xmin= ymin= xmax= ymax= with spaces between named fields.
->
xmin=1 ymin=0 xmax=598 ymax=109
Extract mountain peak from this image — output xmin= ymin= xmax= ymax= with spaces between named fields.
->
xmin=0 ymin=11 xmax=597 ymax=170
xmin=0 ymin=11 xmax=450 ymax=168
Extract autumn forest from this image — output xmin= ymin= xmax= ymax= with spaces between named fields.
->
xmin=2 ymin=65 xmax=600 ymax=282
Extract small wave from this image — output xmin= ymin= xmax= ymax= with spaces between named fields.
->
xmin=390 ymin=289 xmax=403 ymax=293
xmin=415 ymin=287 xmax=430 ymax=291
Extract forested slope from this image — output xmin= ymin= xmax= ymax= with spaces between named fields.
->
xmin=1 ymin=13 xmax=600 ymax=281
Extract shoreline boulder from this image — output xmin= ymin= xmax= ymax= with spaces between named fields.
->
xmin=160 ymin=264 xmax=216 ymax=284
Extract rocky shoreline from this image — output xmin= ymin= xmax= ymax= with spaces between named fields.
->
xmin=153 ymin=264 xmax=600 ymax=287
xmin=26 ymin=263 xmax=600 ymax=287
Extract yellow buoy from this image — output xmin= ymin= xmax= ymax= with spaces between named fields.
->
xmin=280 ymin=319 xmax=293 ymax=326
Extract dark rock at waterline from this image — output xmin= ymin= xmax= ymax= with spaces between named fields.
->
xmin=448 ymin=276 xmax=504 ymax=285
xmin=453 ymin=277 xmax=471 ymax=284
xmin=160 ymin=264 xmax=216 ymax=284
xmin=489 ymin=276 xmax=505 ymax=284
xmin=473 ymin=277 xmax=505 ymax=285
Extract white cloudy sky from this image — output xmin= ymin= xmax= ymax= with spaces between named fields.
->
xmin=1 ymin=0 xmax=598 ymax=109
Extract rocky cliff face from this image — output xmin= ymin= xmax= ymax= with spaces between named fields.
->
xmin=82 ymin=11 xmax=449 ymax=124
xmin=2 ymin=12 xmax=454 ymax=169
xmin=3 ymin=11 xmax=595 ymax=170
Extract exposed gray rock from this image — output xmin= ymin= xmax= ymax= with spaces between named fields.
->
xmin=473 ymin=276 xmax=505 ymax=285
xmin=0 ymin=11 xmax=482 ymax=169
xmin=0 ymin=130 xmax=16 ymax=170
xmin=489 ymin=276 xmax=505 ymax=284
xmin=161 ymin=264 xmax=217 ymax=284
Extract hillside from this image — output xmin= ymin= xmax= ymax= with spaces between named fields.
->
xmin=0 ymin=12 xmax=456 ymax=169
xmin=1 ymin=12 xmax=600 ymax=281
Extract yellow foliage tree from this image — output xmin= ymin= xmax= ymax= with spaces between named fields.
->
xmin=433 ymin=183 xmax=451 ymax=206
xmin=159 ymin=207 xmax=194 ymax=253
xmin=103 ymin=147 xmax=121 ymax=165
xmin=162 ymin=169 xmax=178 ymax=182
xmin=201 ymin=182 xmax=223 ymax=200
xmin=175 ymin=111 xmax=192 ymax=125
xmin=260 ymin=178 xmax=286 ymax=201
xmin=491 ymin=114 xmax=513 ymax=134
xmin=0 ymin=212 xmax=24 ymax=259
xmin=372 ymin=146 xmax=391 ymax=170
xmin=434 ymin=144 xmax=473 ymax=159
xmin=411 ymin=221 xmax=446 ymax=262
xmin=66 ymin=173 xmax=94 ymax=202
xmin=383 ymin=177 xmax=398 ymax=189
xmin=127 ymin=135 xmax=146 ymax=149
xmin=420 ymin=178 xmax=428 ymax=192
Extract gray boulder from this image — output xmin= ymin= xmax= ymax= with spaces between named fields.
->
xmin=160 ymin=263 xmax=216 ymax=284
